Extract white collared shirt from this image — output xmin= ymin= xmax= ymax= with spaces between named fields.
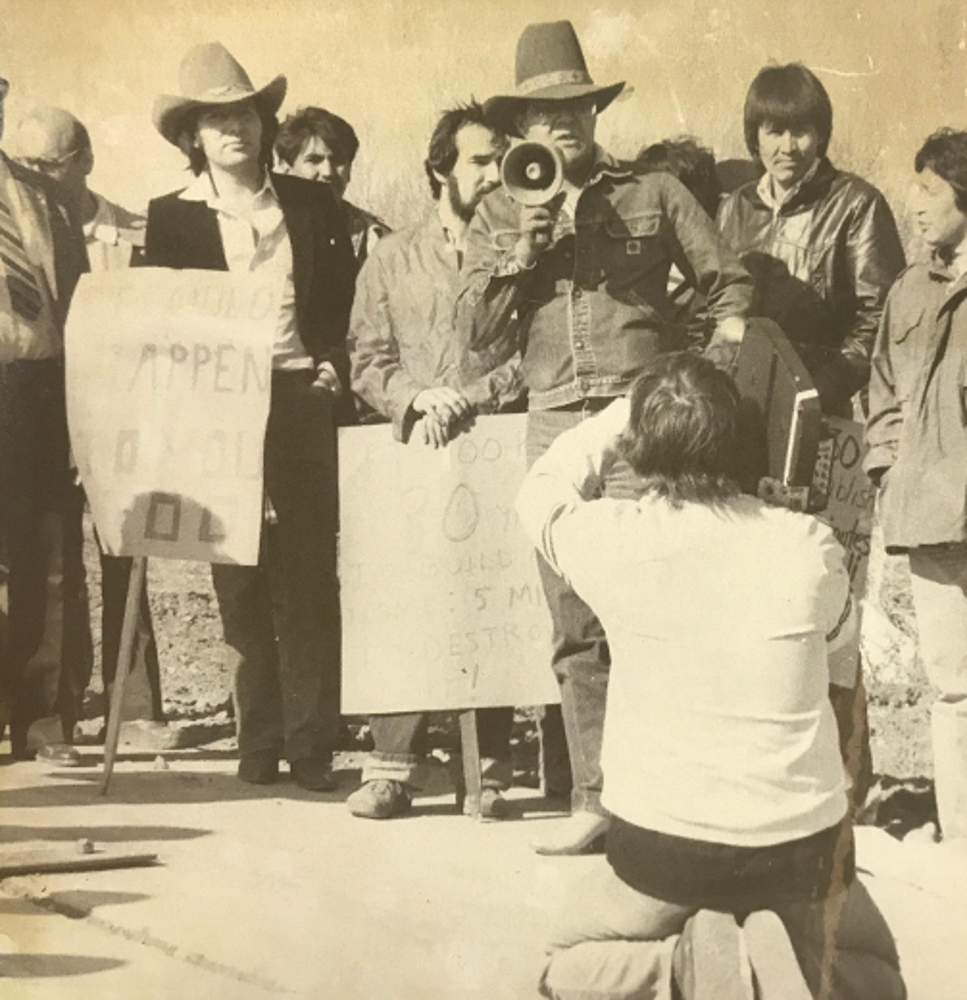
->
xmin=179 ymin=171 xmax=312 ymax=370
xmin=756 ymin=157 xmax=822 ymax=213
xmin=82 ymin=192 xmax=145 ymax=273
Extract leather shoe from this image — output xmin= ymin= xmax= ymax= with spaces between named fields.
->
xmin=531 ymin=811 xmax=610 ymax=855
xmin=237 ymin=753 xmax=279 ymax=785
xmin=290 ymin=757 xmax=338 ymax=792
xmin=347 ymin=779 xmax=412 ymax=819
xmin=461 ymin=787 xmax=514 ymax=819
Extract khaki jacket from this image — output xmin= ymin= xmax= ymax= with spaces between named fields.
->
xmin=865 ymin=260 xmax=967 ymax=550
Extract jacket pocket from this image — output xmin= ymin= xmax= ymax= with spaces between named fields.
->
xmin=604 ymin=212 xmax=662 ymax=240
xmin=891 ymin=308 xmax=924 ymax=345
xmin=598 ymin=212 xmax=664 ymax=294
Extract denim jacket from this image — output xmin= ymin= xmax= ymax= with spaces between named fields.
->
xmin=456 ymin=149 xmax=752 ymax=410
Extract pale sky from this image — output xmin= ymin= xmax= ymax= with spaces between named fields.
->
xmin=1 ymin=0 xmax=963 ymax=239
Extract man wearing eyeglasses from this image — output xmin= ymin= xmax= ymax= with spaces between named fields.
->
xmin=0 ymin=80 xmax=89 ymax=762
xmin=15 ymin=106 xmax=169 ymax=747
xmin=457 ymin=22 xmax=752 ymax=854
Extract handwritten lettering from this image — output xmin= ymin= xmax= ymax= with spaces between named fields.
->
xmin=127 ymin=341 xmax=271 ymax=395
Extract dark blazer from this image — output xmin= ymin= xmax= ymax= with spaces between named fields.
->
xmin=144 ymin=172 xmax=357 ymax=390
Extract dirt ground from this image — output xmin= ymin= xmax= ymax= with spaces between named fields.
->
xmin=81 ymin=516 xmax=940 ymax=838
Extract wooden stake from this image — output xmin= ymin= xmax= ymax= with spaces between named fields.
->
xmin=99 ymin=555 xmax=147 ymax=795
xmin=458 ymin=709 xmax=482 ymax=820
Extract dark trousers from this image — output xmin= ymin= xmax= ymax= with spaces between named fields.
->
xmin=98 ymin=547 xmax=164 ymax=722
xmin=0 ymin=360 xmax=91 ymax=750
xmin=212 ymin=370 xmax=340 ymax=763
xmin=365 ymin=707 xmax=514 ymax=789
xmin=526 ymin=404 xmax=646 ymax=815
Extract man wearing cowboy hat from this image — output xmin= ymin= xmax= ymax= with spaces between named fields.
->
xmin=0 ymin=76 xmax=90 ymax=762
xmin=457 ymin=21 xmax=752 ymax=854
xmin=144 ymin=43 xmax=356 ymax=790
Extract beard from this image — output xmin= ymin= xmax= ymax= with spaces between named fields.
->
xmin=445 ymin=174 xmax=493 ymax=223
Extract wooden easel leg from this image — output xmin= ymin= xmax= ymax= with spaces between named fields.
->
xmin=99 ymin=556 xmax=147 ymax=795
xmin=459 ymin=709 xmax=482 ymax=820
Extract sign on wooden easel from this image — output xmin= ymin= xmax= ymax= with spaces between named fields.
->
xmin=64 ymin=269 xmax=278 ymax=791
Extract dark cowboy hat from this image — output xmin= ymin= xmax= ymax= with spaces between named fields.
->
xmin=484 ymin=21 xmax=625 ymax=131
xmin=153 ymin=42 xmax=287 ymax=146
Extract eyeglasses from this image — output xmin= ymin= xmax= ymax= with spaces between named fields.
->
xmin=20 ymin=147 xmax=84 ymax=175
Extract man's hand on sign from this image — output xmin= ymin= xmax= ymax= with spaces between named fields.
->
xmin=412 ymin=386 xmax=472 ymax=427
xmin=312 ymin=363 xmax=344 ymax=398
xmin=513 ymin=191 xmax=565 ymax=269
xmin=422 ymin=413 xmax=451 ymax=449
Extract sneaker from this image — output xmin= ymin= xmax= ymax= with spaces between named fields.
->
xmin=290 ymin=757 xmax=338 ymax=792
xmin=347 ymin=779 xmax=412 ymax=819
xmin=237 ymin=752 xmax=280 ymax=785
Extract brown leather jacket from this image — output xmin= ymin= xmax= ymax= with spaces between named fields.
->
xmin=718 ymin=159 xmax=905 ymax=413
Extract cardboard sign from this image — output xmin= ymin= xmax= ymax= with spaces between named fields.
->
xmin=339 ymin=415 xmax=559 ymax=713
xmin=66 ymin=269 xmax=276 ymax=565
xmin=813 ymin=416 xmax=875 ymax=596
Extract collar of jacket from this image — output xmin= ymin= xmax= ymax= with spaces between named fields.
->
xmin=585 ymin=145 xmax=634 ymax=188
xmin=926 ymin=252 xmax=967 ymax=314
xmin=747 ymin=157 xmax=838 ymax=215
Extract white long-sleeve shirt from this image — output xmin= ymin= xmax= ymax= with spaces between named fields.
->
xmin=516 ymin=398 xmax=858 ymax=847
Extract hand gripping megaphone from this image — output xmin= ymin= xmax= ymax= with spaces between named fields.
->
xmin=501 ymin=140 xmax=565 ymax=206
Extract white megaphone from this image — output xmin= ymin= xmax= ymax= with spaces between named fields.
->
xmin=501 ymin=140 xmax=565 ymax=206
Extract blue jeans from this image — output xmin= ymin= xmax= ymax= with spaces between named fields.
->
xmin=365 ymin=708 xmax=513 ymax=789
xmin=526 ymin=404 xmax=646 ymax=815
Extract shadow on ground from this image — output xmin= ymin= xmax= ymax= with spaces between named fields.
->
xmin=0 ymin=954 xmax=126 ymax=977
xmin=0 ymin=825 xmax=210 ymax=844
xmin=0 ymin=769 xmax=360 ymax=807
xmin=0 ymin=890 xmax=149 ymax=919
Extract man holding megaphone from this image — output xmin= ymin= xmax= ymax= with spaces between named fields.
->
xmin=457 ymin=20 xmax=753 ymax=855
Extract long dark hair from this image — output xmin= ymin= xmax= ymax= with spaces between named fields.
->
xmin=176 ymin=100 xmax=279 ymax=176
xmin=743 ymin=63 xmax=832 ymax=160
xmin=617 ymin=353 xmax=742 ymax=507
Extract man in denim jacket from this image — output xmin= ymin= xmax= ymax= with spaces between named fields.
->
xmin=457 ymin=21 xmax=751 ymax=854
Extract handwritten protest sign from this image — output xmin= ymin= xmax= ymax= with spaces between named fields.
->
xmin=813 ymin=416 xmax=875 ymax=595
xmin=66 ymin=269 xmax=276 ymax=565
xmin=339 ymin=415 xmax=559 ymax=714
